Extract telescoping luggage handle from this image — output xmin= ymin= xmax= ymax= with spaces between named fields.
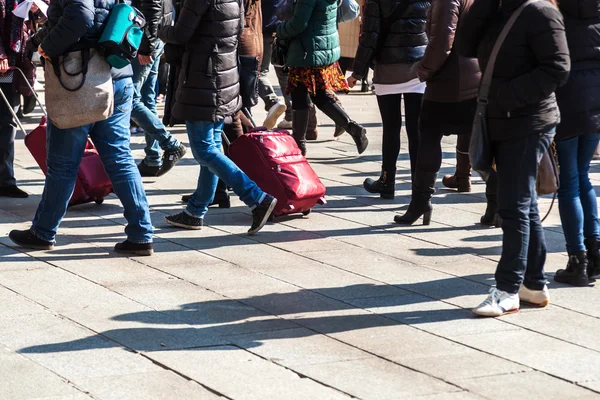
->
xmin=0 ymin=67 xmax=47 ymax=136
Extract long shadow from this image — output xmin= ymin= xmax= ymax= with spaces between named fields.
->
xmin=19 ymin=278 xmax=489 ymax=354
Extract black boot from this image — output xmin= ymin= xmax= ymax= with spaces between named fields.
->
xmin=318 ymin=100 xmax=368 ymax=154
xmin=363 ymin=169 xmax=395 ymax=199
xmin=584 ymin=238 xmax=600 ymax=278
xmin=394 ymin=171 xmax=437 ymax=225
xmin=480 ymin=194 xmax=502 ymax=227
xmin=554 ymin=252 xmax=590 ymax=287
xmin=292 ymin=109 xmax=310 ymax=156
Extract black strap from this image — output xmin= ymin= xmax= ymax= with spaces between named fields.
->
xmin=478 ymin=0 xmax=538 ymax=103
xmin=50 ymin=48 xmax=90 ymax=92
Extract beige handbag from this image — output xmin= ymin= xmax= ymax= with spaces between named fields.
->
xmin=44 ymin=48 xmax=114 ymax=129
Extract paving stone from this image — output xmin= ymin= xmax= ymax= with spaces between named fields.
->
xmin=0 ymin=286 xmax=47 ymax=317
xmin=149 ymin=346 xmax=353 ymax=400
xmin=457 ymin=371 xmax=598 ymax=399
xmin=406 ymin=391 xmax=485 ymax=400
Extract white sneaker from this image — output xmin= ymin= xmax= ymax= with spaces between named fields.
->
xmin=518 ymin=284 xmax=550 ymax=307
xmin=277 ymin=118 xmax=293 ymax=130
xmin=263 ymin=101 xmax=287 ymax=129
xmin=472 ymin=288 xmax=520 ymax=317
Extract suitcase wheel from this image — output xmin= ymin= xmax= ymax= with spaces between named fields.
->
xmin=302 ymin=209 xmax=312 ymax=216
xmin=95 ymin=198 xmax=104 ymax=205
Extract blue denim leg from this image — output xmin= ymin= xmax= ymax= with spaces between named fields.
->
xmin=130 ymin=42 xmax=179 ymax=167
xmin=578 ymin=134 xmax=600 ymax=241
xmin=89 ymin=78 xmax=154 ymax=243
xmin=185 ymin=120 xmax=265 ymax=218
xmin=493 ymin=132 xmax=553 ymax=294
xmin=31 ymin=121 xmax=90 ymax=242
xmin=0 ymin=83 xmax=18 ymax=187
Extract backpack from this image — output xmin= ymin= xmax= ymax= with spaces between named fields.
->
xmin=98 ymin=2 xmax=146 ymax=68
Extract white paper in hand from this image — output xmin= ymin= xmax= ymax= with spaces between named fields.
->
xmin=12 ymin=0 xmax=48 ymax=21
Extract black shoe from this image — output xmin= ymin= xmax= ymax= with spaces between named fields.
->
xmin=9 ymin=230 xmax=54 ymax=250
xmin=554 ymin=253 xmax=589 ymax=287
xmin=22 ymin=95 xmax=36 ymax=115
xmin=394 ymin=200 xmax=433 ymax=225
xmin=138 ymin=160 xmax=160 ymax=177
xmin=292 ymin=109 xmax=310 ymax=156
xmin=249 ymin=194 xmax=277 ymax=235
xmin=348 ymin=122 xmax=369 ymax=154
xmin=0 ymin=185 xmax=28 ymax=198
xmin=584 ymin=238 xmax=600 ymax=278
xmin=157 ymin=144 xmax=187 ymax=177
xmin=114 ymin=240 xmax=153 ymax=256
xmin=181 ymin=193 xmax=231 ymax=208
xmin=480 ymin=195 xmax=501 ymax=227
xmin=363 ymin=170 xmax=395 ymax=199
xmin=165 ymin=211 xmax=204 ymax=230
xmin=394 ymin=171 xmax=436 ymax=225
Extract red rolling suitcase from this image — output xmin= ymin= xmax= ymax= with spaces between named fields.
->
xmin=2 ymin=68 xmax=113 ymax=207
xmin=227 ymin=128 xmax=326 ymax=217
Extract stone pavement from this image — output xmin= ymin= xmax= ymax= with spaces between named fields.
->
xmin=2 ymin=71 xmax=600 ymax=400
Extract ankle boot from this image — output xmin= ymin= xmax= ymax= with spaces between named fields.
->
xmin=480 ymin=194 xmax=501 ymax=227
xmin=442 ymin=150 xmax=472 ymax=192
xmin=364 ymin=169 xmax=396 ymax=199
xmin=554 ymin=252 xmax=590 ymax=287
xmin=584 ymin=238 xmax=600 ymax=278
xmin=394 ymin=171 xmax=437 ymax=225
xmin=292 ymin=109 xmax=310 ymax=156
xmin=306 ymin=105 xmax=319 ymax=140
xmin=318 ymin=100 xmax=368 ymax=154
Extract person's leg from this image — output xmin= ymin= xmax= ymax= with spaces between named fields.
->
xmin=363 ymin=94 xmax=401 ymax=199
xmin=481 ymin=168 xmax=500 ymax=226
xmin=0 ymin=83 xmax=21 ymax=194
xmin=404 ymin=93 xmax=423 ymax=180
xmin=258 ymin=34 xmax=279 ymax=108
xmin=90 ymin=78 xmax=154 ymax=249
xmin=578 ymin=134 xmax=600 ymax=277
xmin=443 ymin=132 xmax=472 ymax=192
xmin=275 ymin=66 xmax=293 ymax=125
xmin=291 ymin=84 xmax=311 ymax=155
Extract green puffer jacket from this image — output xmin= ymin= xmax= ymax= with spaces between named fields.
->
xmin=276 ymin=0 xmax=341 ymax=67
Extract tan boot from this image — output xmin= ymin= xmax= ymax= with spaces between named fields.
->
xmin=442 ymin=149 xmax=472 ymax=192
xmin=306 ymin=105 xmax=318 ymax=140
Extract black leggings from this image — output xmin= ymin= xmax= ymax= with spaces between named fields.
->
xmin=291 ymin=84 xmax=335 ymax=111
xmin=376 ymin=93 xmax=423 ymax=175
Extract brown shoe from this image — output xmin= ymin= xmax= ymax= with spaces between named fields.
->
xmin=442 ymin=150 xmax=471 ymax=192
xmin=306 ymin=105 xmax=318 ymax=140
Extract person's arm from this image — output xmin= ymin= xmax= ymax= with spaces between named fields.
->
xmin=137 ymin=0 xmax=163 ymax=55
xmin=416 ymin=0 xmax=459 ymax=82
xmin=276 ymin=0 xmax=294 ymax=21
xmin=351 ymin=0 xmax=380 ymax=80
xmin=40 ymin=0 xmax=95 ymax=58
xmin=455 ymin=0 xmax=499 ymax=58
xmin=495 ymin=5 xmax=570 ymax=111
xmin=276 ymin=0 xmax=316 ymax=39
xmin=159 ymin=0 xmax=210 ymax=44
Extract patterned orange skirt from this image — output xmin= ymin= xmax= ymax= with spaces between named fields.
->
xmin=287 ymin=62 xmax=349 ymax=96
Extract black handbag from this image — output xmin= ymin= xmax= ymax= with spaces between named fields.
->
xmin=470 ymin=0 xmax=538 ymax=181
xmin=239 ymin=55 xmax=260 ymax=108
xmin=271 ymin=36 xmax=288 ymax=69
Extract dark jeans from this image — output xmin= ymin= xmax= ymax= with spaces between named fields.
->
xmin=376 ymin=93 xmax=422 ymax=175
xmin=0 ymin=82 xmax=18 ymax=187
xmin=493 ymin=131 xmax=554 ymax=294
xmin=555 ymin=134 xmax=600 ymax=253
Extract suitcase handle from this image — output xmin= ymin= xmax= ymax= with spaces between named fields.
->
xmin=0 ymin=67 xmax=47 ymax=136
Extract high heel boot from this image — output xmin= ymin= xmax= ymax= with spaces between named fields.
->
xmin=292 ymin=109 xmax=310 ymax=156
xmin=364 ymin=169 xmax=395 ymax=199
xmin=394 ymin=171 xmax=437 ymax=225
xmin=317 ymin=100 xmax=368 ymax=154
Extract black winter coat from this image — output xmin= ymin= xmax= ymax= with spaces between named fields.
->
xmin=555 ymin=0 xmax=600 ymax=139
xmin=132 ymin=0 xmax=173 ymax=55
xmin=456 ymin=0 xmax=570 ymax=141
xmin=352 ymin=0 xmax=430 ymax=82
xmin=32 ymin=0 xmax=132 ymax=79
xmin=159 ymin=0 xmax=243 ymax=122
xmin=262 ymin=0 xmax=285 ymax=33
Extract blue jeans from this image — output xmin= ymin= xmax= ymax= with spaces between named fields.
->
xmin=493 ymin=131 xmax=554 ymax=294
xmin=31 ymin=78 xmax=154 ymax=244
xmin=131 ymin=41 xmax=179 ymax=167
xmin=185 ymin=120 xmax=265 ymax=218
xmin=555 ymin=134 xmax=600 ymax=253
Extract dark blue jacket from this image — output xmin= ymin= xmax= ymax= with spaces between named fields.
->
xmin=262 ymin=0 xmax=285 ymax=34
xmin=32 ymin=0 xmax=132 ymax=78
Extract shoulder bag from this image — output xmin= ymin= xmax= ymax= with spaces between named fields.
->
xmin=338 ymin=0 xmax=361 ymax=23
xmin=469 ymin=0 xmax=538 ymax=181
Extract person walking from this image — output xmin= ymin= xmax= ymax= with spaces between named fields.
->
xmin=9 ymin=0 xmax=155 ymax=256
xmin=350 ymin=0 xmax=430 ymax=199
xmin=276 ymin=0 xmax=368 ymax=156
xmin=160 ymin=0 xmax=277 ymax=235
xmin=0 ymin=0 xmax=30 ymax=199
xmin=552 ymin=0 xmax=600 ymax=286
xmin=132 ymin=0 xmax=187 ymax=178
xmin=394 ymin=0 xmax=480 ymax=222
xmin=456 ymin=0 xmax=570 ymax=317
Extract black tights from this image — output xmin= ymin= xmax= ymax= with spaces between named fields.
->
xmin=376 ymin=93 xmax=423 ymax=175
xmin=291 ymin=84 xmax=335 ymax=111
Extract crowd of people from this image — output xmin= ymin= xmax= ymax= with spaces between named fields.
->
xmin=1 ymin=0 xmax=599 ymax=318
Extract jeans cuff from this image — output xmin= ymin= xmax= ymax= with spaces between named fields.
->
xmin=522 ymin=280 xmax=547 ymax=292
xmin=30 ymin=227 xmax=55 ymax=244
xmin=250 ymin=193 xmax=267 ymax=210
xmin=184 ymin=208 xmax=205 ymax=219
xmin=127 ymin=239 xmax=153 ymax=244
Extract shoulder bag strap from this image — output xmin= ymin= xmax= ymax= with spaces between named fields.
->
xmin=478 ymin=0 xmax=539 ymax=102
